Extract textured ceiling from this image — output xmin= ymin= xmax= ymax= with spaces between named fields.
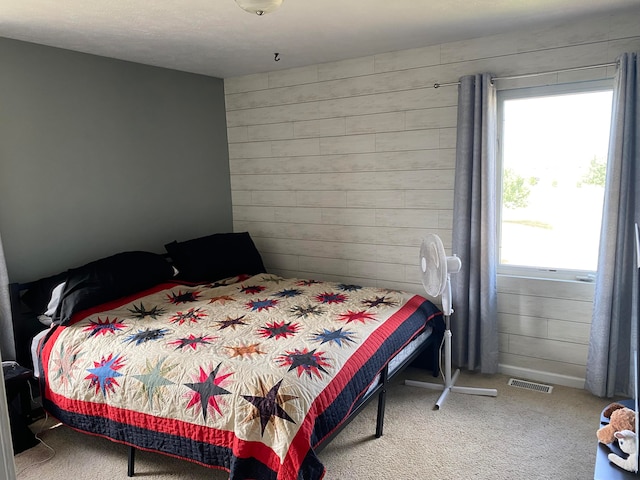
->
xmin=1 ymin=0 xmax=639 ymax=78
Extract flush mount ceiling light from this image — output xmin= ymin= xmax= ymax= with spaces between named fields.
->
xmin=235 ymin=0 xmax=284 ymax=15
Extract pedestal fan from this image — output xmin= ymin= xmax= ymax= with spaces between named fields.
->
xmin=405 ymin=233 xmax=497 ymax=409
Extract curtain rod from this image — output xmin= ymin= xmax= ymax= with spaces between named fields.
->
xmin=433 ymin=61 xmax=618 ymax=88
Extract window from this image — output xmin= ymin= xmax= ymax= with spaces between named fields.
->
xmin=497 ymin=82 xmax=613 ymax=279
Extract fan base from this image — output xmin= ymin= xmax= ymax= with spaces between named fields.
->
xmin=405 ymin=369 xmax=498 ymax=409
xmin=407 ymin=312 xmax=497 ymax=408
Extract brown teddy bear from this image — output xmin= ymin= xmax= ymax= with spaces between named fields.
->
xmin=597 ymin=402 xmax=636 ymax=444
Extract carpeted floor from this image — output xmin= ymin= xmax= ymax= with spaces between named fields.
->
xmin=14 ymin=368 xmax=614 ymax=480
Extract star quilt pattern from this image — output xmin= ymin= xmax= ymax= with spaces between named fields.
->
xmin=39 ymin=273 xmax=441 ymax=480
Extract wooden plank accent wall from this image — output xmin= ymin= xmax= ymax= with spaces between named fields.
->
xmin=497 ymin=276 xmax=595 ymax=388
xmin=225 ymin=9 xmax=640 ymax=388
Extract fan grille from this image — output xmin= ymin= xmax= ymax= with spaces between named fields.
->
xmin=419 ymin=234 xmax=447 ymax=297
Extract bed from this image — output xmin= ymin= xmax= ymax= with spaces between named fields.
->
xmin=10 ymin=232 xmax=443 ymax=480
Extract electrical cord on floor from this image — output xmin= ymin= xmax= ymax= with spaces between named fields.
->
xmin=16 ymin=379 xmax=57 ymax=476
xmin=15 ymin=411 xmax=57 ymax=476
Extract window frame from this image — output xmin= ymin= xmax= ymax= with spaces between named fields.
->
xmin=496 ymin=80 xmax=614 ymax=281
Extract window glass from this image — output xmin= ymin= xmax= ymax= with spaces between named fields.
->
xmin=498 ymin=85 xmax=613 ymax=276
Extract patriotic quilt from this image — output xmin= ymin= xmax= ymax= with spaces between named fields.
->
xmin=39 ymin=273 xmax=441 ymax=480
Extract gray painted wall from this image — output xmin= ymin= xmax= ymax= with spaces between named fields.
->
xmin=0 ymin=38 xmax=232 ymax=283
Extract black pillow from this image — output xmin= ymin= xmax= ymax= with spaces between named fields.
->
xmin=20 ymin=271 xmax=68 ymax=315
xmin=165 ymin=232 xmax=266 ymax=283
xmin=53 ymin=251 xmax=174 ymax=325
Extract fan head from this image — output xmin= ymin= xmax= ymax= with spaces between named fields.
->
xmin=419 ymin=233 xmax=447 ymax=297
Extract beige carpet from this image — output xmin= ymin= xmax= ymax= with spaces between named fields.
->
xmin=14 ymin=368 xmax=613 ymax=480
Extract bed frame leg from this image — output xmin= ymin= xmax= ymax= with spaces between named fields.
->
xmin=128 ymin=446 xmax=136 ymax=477
xmin=375 ymin=365 xmax=389 ymax=438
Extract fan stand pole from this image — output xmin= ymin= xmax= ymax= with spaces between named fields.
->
xmin=405 ymin=314 xmax=498 ymax=409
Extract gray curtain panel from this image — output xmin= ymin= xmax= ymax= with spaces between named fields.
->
xmin=586 ymin=52 xmax=640 ymax=398
xmin=0 ymin=234 xmax=15 ymax=361
xmin=451 ymin=73 xmax=499 ymax=374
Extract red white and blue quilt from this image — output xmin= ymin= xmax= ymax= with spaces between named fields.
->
xmin=39 ymin=273 xmax=441 ymax=480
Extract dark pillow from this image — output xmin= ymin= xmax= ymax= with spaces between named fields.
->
xmin=20 ymin=271 xmax=68 ymax=315
xmin=53 ymin=251 xmax=174 ymax=325
xmin=165 ymin=232 xmax=266 ymax=283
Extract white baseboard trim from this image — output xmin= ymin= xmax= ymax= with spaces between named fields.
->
xmin=498 ymin=364 xmax=585 ymax=390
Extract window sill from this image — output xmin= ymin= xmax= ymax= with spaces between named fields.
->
xmin=497 ymin=272 xmax=595 ymax=285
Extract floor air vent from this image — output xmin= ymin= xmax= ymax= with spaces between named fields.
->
xmin=507 ymin=378 xmax=553 ymax=394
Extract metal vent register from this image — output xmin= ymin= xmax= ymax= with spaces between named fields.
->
xmin=507 ymin=378 xmax=553 ymax=394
